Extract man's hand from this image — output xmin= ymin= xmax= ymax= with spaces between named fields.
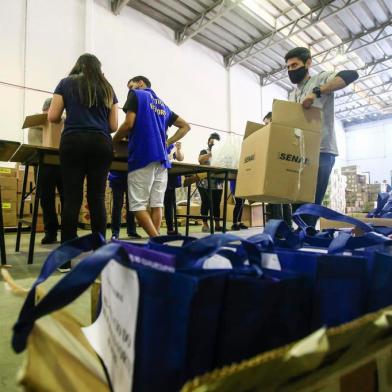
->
xmin=302 ymin=93 xmax=316 ymax=109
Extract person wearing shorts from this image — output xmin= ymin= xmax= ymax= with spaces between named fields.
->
xmin=113 ymin=76 xmax=190 ymax=237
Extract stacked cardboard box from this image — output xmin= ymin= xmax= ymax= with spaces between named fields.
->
xmin=16 ymin=164 xmax=47 ymax=232
xmin=341 ymin=165 xmax=380 ymax=214
xmin=0 ymin=167 xmax=18 ymax=227
xmin=323 ymin=168 xmax=347 ymax=214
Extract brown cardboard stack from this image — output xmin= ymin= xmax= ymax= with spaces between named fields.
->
xmin=341 ymin=165 xmax=380 ymax=213
xmin=0 ymin=167 xmax=18 ymax=227
xmin=236 ymin=100 xmax=322 ymax=203
xmin=16 ymin=164 xmax=47 ymax=231
xmin=16 ymin=165 xmax=35 ymax=218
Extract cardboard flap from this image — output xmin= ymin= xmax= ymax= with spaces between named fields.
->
xmin=272 ymin=99 xmax=321 ymax=133
xmin=244 ymin=121 xmax=264 ymax=139
xmin=22 ymin=113 xmax=48 ymax=129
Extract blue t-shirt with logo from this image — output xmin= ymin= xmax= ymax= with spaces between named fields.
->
xmin=54 ymin=76 xmax=118 ymax=137
xmin=123 ymin=88 xmax=175 ymax=172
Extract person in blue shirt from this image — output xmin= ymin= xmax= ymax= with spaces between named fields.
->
xmin=108 ymin=170 xmax=141 ymax=240
xmin=113 ymin=76 xmax=190 ymax=237
xmin=164 ymin=142 xmax=184 ymax=235
xmin=48 ymin=53 xmax=118 ymax=271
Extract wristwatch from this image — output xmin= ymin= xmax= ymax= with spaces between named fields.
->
xmin=312 ymin=86 xmax=321 ymax=98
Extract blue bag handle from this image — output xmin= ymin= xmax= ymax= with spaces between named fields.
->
xmin=293 ymin=204 xmax=373 ymax=233
xmin=177 ymin=234 xmax=263 ymax=272
xmin=13 ymin=241 xmax=127 ymax=354
xmin=262 ymin=219 xmax=302 ymax=248
xmin=148 ymin=235 xmax=198 ymax=251
xmin=14 ymin=232 xmax=105 ymax=341
xmin=148 ymin=235 xmax=245 ymax=268
xmin=148 ymin=234 xmax=263 ymax=271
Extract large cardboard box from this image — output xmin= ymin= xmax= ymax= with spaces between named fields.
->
xmin=3 ymin=211 xmax=17 ymax=227
xmin=22 ymin=113 xmax=63 ymax=148
xmin=0 ymin=167 xmax=17 ymax=178
xmin=1 ymin=177 xmax=17 ymax=192
xmin=2 ymin=199 xmax=17 ymax=214
xmin=236 ymin=100 xmax=321 ymax=203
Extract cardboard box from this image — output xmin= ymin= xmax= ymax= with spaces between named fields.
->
xmin=16 ymin=165 xmax=35 ymax=193
xmin=320 ymin=216 xmax=392 ymax=230
xmin=0 ymin=167 xmax=17 ymax=178
xmin=17 ymin=194 xmax=33 ymax=216
xmin=2 ymin=199 xmax=17 ymax=214
xmin=236 ymin=100 xmax=321 ymax=203
xmin=1 ymin=190 xmax=17 ymax=202
xmin=3 ymin=211 xmax=17 ymax=227
xmin=242 ymin=204 xmax=264 ymax=227
xmin=1 ymin=177 xmax=17 ymax=192
xmin=22 ymin=113 xmax=63 ymax=148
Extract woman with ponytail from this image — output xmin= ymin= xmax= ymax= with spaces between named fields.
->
xmin=48 ymin=53 xmax=118 ymax=271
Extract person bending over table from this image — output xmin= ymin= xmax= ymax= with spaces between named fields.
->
xmin=29 ymin=98 xmax=64 ymax=244
xmin=48 ymin=53 xmax=118 ymax=272
xmin=113 ymin=76 xmax=190 ymax=238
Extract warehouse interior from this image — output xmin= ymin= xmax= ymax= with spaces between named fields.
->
xmin=1 ymin=0 xmax=392 ymax=391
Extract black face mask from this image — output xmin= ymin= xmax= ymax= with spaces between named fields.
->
xmin=288 ymin=66 xmax=307 ymax=84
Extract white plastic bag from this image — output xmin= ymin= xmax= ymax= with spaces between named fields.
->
xmin=210 ymin=133 xmax=242 ymax=169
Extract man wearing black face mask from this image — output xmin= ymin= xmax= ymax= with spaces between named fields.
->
xmin=286 ymin=47 xmax=358 ymax=227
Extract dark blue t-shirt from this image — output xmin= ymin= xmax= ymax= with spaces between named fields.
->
xmin=54 ymin=76 xmax=118 ymax=137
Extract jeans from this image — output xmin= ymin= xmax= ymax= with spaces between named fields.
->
xmin=59 ymin=131 xmax=113 ymax=244
xmin=111 ymin=183 xmax=137 ymax=236
xmin=292 ymin=152 xmax=336 ymax=227
xmin=233 ymin=197 xmax=245 ymax=224
xmin=198 ymin=187 xmax=222 ymax=224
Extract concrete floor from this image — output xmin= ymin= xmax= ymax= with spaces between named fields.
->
xmin=0 ymin=224 xmax=262 ymax=391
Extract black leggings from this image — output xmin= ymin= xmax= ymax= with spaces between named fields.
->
xmin=59 ymin=131 xmax=113 ymax=243
xmin=164 ymin=187 xmax=176 ymax=232
xmin=198 ymin=187 xmax=222 ymax=224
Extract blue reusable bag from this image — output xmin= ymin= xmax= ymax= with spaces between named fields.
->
xmin=148 ymin=234 xmax=312 ymax=367
xmin=266 ymin=204 xmax=392 ymax=326
xmin=12 ymin=234 xmax=233 ymax=392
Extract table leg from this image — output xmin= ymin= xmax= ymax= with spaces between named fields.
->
xmin=186 ymin=185 xmax=191 ymax=237
xmin=28 ymin=161 xmax=41 ymax=264
xmin=15 ymin=164 xmax=29 ymax=252
xmin=173 ymin=187 xmax=178 ymax=234
xmin=0 ymin=186 xmax=7 ymax=265
xmin=222 ymin=172 xmax=228 ymax=233
xmin=207 ymin=172 xmax=214 ymax=235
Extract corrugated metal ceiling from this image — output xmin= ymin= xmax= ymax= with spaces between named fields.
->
xmin=124 ymin=0 xmax=392 ymax=125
